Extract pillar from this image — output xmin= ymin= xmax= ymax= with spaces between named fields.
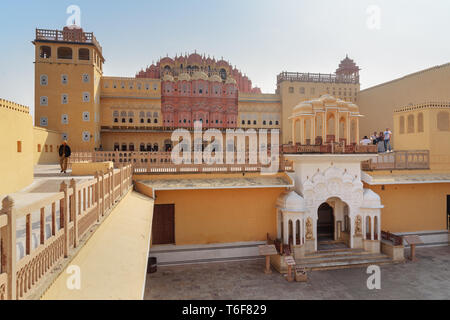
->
xmin=291 ymin=119 xmax=296 ymax=146
xmin=70 ymin=179 xmax=78 ymax=248
xmin=377 ymin=215 xmax=381 ymax=241
xmin=2 ymin=196 xmax=16 ymax=300
xmin=283 ymin=216 xmax=289 ymax=245
xmin=292 ymin=219 xmax=297 ymax=245
xmin=370 ymin=216 xmax=374 ymax=241
xmin=277 ymin=210 xmax=281 ymax=239
xmin=60 ymin=181 xmax=69 ymax=258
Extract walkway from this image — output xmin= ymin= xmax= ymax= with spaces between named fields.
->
xmin=41 ymin=191 xmax=154 ymax=300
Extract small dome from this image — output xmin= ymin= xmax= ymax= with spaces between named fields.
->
xmin=162 ymin=74 xmax=174 ymax=82
xmin=276 ymin=191 xmax=306 ymax=212
xmin=361 ymin=189 xmax=383 ymax=208
xmin=293 ymin=102 xmax=313 ymax=113
xmin=210 ymin=74 xmax=222 ymax=82
xmin=225 ymin=77 xmax=237 ymax=85
xmin=191 ymin=71 xmax=209 ymax=81
xmin=178 ymin=73 xmax=191 ymax=81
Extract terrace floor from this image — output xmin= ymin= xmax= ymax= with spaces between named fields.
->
xmin=144 ymin=246 xmax=450 ymax=300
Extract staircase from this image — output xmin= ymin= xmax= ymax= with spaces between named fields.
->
xmin=295 ymin=243 xmax=395 ymax=271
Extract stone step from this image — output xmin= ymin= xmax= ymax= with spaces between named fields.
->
xmin=295 ymin=257 xmax=395 ymax=271
xmin=297 ymin=253 xmax=387 ymax=264
xmin=303 ymin=249 xmax=373 ymax=259
xmin=305 ymin=248 xmax=364 ymax=256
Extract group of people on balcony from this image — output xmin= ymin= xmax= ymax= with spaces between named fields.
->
xmin=360 ymin=128 xmax=392 ymax=153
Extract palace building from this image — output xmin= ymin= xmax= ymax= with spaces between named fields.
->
xmin=0 ymin=22 xmax=449 ymax=300
xmin=29 ymin=25 xmax=450 ymax=257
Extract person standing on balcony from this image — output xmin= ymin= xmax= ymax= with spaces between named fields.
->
xmin=370 ymin=131 xmax=378 ymax=145
xmin=384 ymin=128 xmax=392 ymax=152
xmin=377 ymin=132 xmax=385 ymax=153
xmin=58 ymin=141 xmax=72 ymax=174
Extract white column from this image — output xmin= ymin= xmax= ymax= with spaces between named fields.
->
xmin=377 ymin=215 xmax=381 ymax=241
xmin=349 ymin=215 xmax=354 ymax=248
xmin=292 ymin=219 xmax=297 ymax=245
xmin=277 ymin=210 xmax=281 ymax=239
xmin=370 ymin=216 xmax=374 ymax=241
xmin=283 ymin=216 xmax=289 ymax=245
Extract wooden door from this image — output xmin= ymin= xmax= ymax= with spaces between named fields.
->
xmin=152 ymin=204 xmax=175 ymax=245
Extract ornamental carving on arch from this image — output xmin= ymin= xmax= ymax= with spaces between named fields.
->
xmin=306 ymin=217 xmax=314 ymax=240
xmin=302 ymin=165 xmax=364 ymax=209
xmin=355 ymin=215 xmax=362 ymax=235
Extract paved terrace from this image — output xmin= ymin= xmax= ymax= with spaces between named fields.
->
xmin=0 ymin=165 xmax=154 ymax=300
xmin=145 ymin=246 xmax=450 ymax=300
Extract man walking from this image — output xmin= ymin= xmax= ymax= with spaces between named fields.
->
xmin=59 ymin=140 xmax=72 ymax=173
xmin=384 ymin=128 xmax=392 ymax=152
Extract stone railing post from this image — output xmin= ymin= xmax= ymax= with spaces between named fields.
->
xmin=110 ymin=167 xmax=114 ymax=205
xmin=2 ymin=196 xmax=17 ymax=300
xmin=119 ymin=164 xmax=123 ymax=197
xmin=101 ymin=171 xmax=105 ymax=216
xmin=94 ymin=172 xmax=100 ymax=222
xmin=70 ymin=179 xmax=78 ymax=248
xmin=60 ymin=181 xmax=69 ymax=258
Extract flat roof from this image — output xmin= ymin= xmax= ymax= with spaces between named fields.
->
xmin=362 ymin=171 xmax=450 ymax=185
xmin=137 ymin=175 xmax=293 ymax=191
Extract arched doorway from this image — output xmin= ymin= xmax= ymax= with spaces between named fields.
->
xmin=317 ymin=203 xmax=334 ymax=241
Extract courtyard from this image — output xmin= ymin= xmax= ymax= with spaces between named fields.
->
xmin=145 ymin=246 xmax=450 ymax=300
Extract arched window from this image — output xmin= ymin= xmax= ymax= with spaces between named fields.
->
xmin=316 ymin=114 xmax=323 ymax=137
xmin=140 ymin=143 xmax=146 ymax=151
xmin=147 ymin=144 xmax=152 ymax=152
xmin=57 ymin=47 xmax=73 ymax=59
xmin=407 ymin=114 xmax=415 ymax=133
xmin=327 ymin=113 xmax=335 ymax=136
xmin=121 ymin=143 xmax=127 ymax=151
xmin=114 ymin=143 xmax=120 ymax=151
xmin=129 ymin=143 xmax=135 ymax=151
xmin=418 ymin=113 xmax=424 ymax=133
xmin=219 ymin=68 xmax=227 ymax=80
xmin=79 ymin=48 xmax=90 ymax=61
xmin=399 ymin=116 xmax=405 ymax=134
xmin=437 ymin=111 xmax=450 ymax=131
xmin=40 ymin=46 xmax=51 ymax=58
xmin=339 ymin=117 xmax=346 ymax=139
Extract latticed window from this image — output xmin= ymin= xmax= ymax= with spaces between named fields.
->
xmin=399 ymin=116 xmax=405 ymax=134
xmin=418 ymin=113 xmax=424 ymax=133
xmin=407 ymin=114 xmax=415 ymax=133
xmin=437 ymin=111 xmax=450 ymax=131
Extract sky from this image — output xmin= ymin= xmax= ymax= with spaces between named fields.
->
xmin=0 ymin=0 xmax=449 ymax=117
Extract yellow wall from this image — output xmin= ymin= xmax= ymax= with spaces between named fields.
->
xmin=152 ymin=187 xmax=283 ymax=245
xmin=393 ymin=103 xmax=450 ymax=170
xmin=367 ymin=183 xmax=449 ymax=233
xmin=0 ymin=99 xmax=34 ymax=194
xmin=357 ymin=63 xmax=450 ymax=142
xmin=33 ymin=127 xmax=61 ymax=164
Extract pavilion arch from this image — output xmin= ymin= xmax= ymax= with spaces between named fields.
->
xmin=326 ymin=113 xmax=335 ymax=136
xmin=339 ymin=116 xmax=346 ymax=141
xmin=350 ymin=119 xmax=357 ymax=143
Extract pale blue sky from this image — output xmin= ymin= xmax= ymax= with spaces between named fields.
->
xmin=1 ymin=0 xmax=449 ymax=117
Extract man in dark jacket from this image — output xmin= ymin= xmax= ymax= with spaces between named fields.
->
xmin=58 ymin=141 xmax=72 ymax=173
